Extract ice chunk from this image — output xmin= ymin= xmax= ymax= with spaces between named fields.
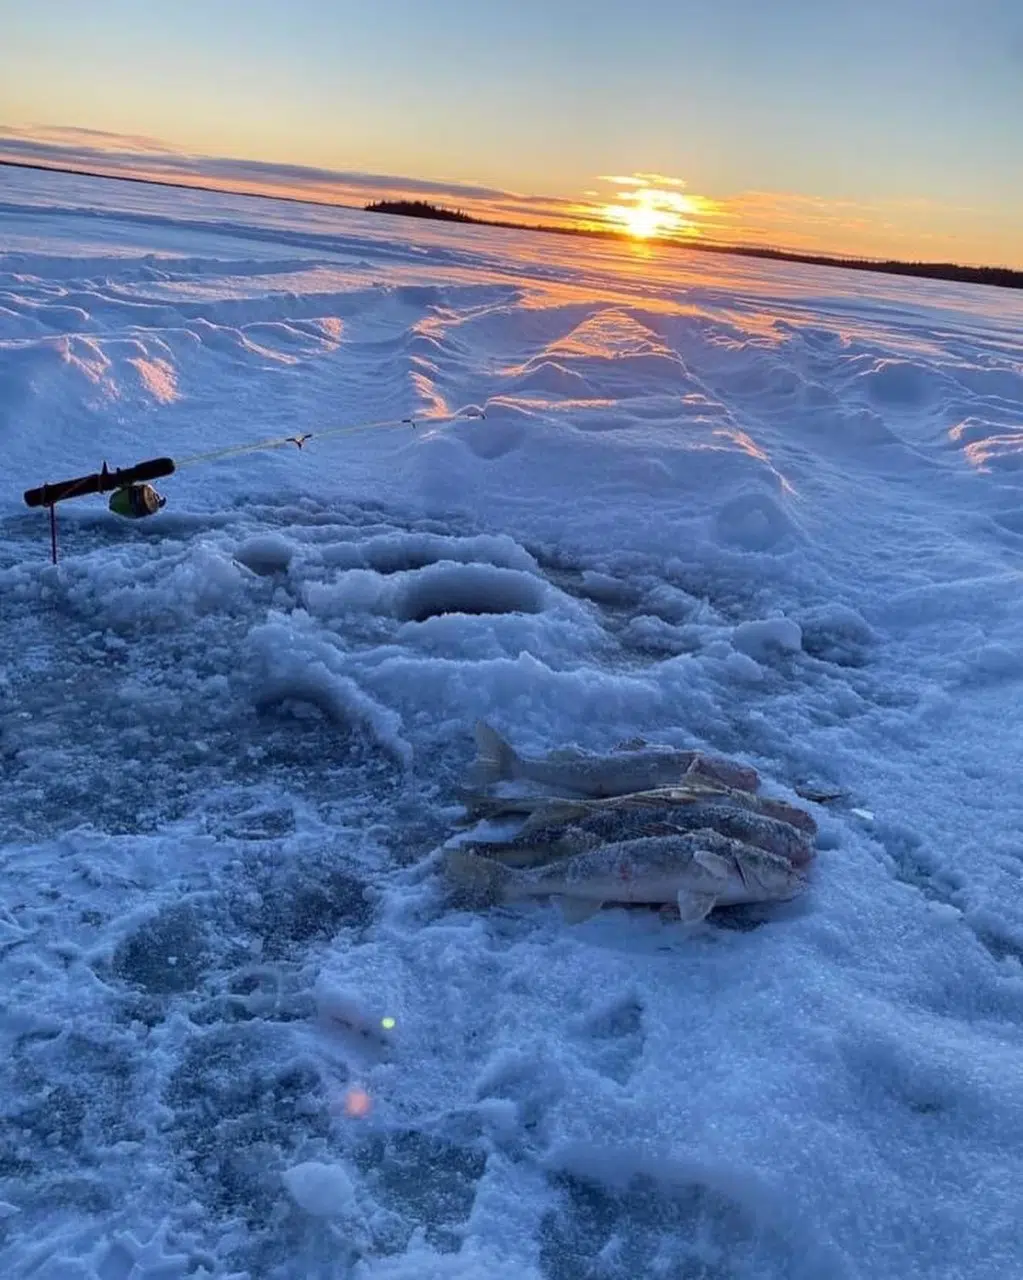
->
xmin=283 ymin=1160 xmax=358 ymax=1218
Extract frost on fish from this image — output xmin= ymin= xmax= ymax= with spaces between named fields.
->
xmin=468 ymin=720 xmax=756 ymax=798
xmin=463 ymin=825 xmax=601 ymax=868
xmin=466 ymin=800 xmax=815 ymax=869
xmin=445 ymin=830 xmax=809 ymax=923
xmin=654 ymin=803 xmax=815 ymax=867
xmin=461 ymin=780 xmax=818 ymax=842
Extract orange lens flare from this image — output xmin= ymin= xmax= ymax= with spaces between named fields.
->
xmin=342 ymin=1087 xmax=372 ymax=1118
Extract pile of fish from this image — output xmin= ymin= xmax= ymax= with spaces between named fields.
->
xmin=443 ymin=722 xmax=820 ymax=925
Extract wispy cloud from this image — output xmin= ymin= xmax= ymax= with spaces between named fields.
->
xmin=598 ymin=173 xmax=690 ymax=190
xmin=0 ymin=127 xmax=509 ymax=200
xmin=4 ymin=124 xmax=181 ymax=153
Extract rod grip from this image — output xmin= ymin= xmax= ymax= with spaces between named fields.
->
xmin=23 ymin=457 xmax=176 ymax=508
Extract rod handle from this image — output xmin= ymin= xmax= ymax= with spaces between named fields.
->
xmin=23 ymin=457 xmax=176 ymax=508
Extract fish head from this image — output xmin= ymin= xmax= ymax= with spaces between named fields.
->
xmin=733 ymin=848 xmax=809 ymax=899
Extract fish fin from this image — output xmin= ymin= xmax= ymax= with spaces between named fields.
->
xmin=557 ymin=896 xmax=602 ymax=924
xmin=676 ymin=890 xmax=717 ymax=923
xmin=467 ymin=721 xmax=521 ymax=787
xmin=444 ymin=849 xmax=514 ymax=907
xmin=692 ymin=849 xmax=733 ymax=881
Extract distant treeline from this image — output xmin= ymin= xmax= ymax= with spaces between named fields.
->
xmin=688 ymin=242 xmax=1023 ymax=291
xmin=365 ymin=197 xmax=1023 ymax=292
xmin=364 ymin=199 xmax=478 ymax=224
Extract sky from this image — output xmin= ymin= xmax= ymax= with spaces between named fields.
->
xmin=1 ymin=0 xmax=1021 ymax=266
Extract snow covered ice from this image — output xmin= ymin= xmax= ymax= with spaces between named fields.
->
xmin=2 ymin=165 xmax=1023 ymax=1279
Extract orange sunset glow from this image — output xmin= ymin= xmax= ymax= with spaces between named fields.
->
xmin=0 ymin=126 xmax=1019 ymax=272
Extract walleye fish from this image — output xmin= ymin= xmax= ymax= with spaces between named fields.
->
xmin=461 ymin=779 xmax=818 ymax=838
xmin=516 ymin=786 xmax=819 ymax=838
xmin=468 ymin=721 xmax=759 ymax=797
xmin=571 ymin=801 xmax=815 ymax=867
xmin=456 ymin=779 xmax=724 ymax=825
xmin=463 ymin=819 xmax=717 ymax=869
xmin=467 ymin=800 xmax=815 ymax=868
xmin=445 ymin=830 xmax=808 ymax=924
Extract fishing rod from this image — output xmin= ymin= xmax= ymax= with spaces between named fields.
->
xmin=22 ymin=407 xmax=484 ymax=563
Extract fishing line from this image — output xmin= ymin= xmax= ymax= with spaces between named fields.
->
xmin=174 ymin=408 xmax=482 ymax=468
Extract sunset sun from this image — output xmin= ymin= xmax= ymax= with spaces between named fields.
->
xmin=621 ymin=202 xmax=671 ymax=238
xmin=601 ymin=182 xmax=709 ymax=241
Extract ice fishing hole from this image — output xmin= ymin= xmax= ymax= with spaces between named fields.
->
xmin=394 ymin=562 xmax=546 ymax=622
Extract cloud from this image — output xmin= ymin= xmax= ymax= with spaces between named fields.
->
xmin=1 ymin=124 xmax=181 ymax=153
xmin=0 ymin=129 xmax=513 ymax=202
xmin=599 ymin=173 xmax=689 ymax=189
xmin=188 ymin=157 xmax=524 ymax=204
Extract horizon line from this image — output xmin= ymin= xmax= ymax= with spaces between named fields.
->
xmin=2 ymin=156 xmax=1020 ymax=290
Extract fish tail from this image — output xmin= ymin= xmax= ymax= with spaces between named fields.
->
xmin=444 ymin=848 xmax=516 ymax=907
xmin=467 ymin=721 xmax=522 ymax=787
